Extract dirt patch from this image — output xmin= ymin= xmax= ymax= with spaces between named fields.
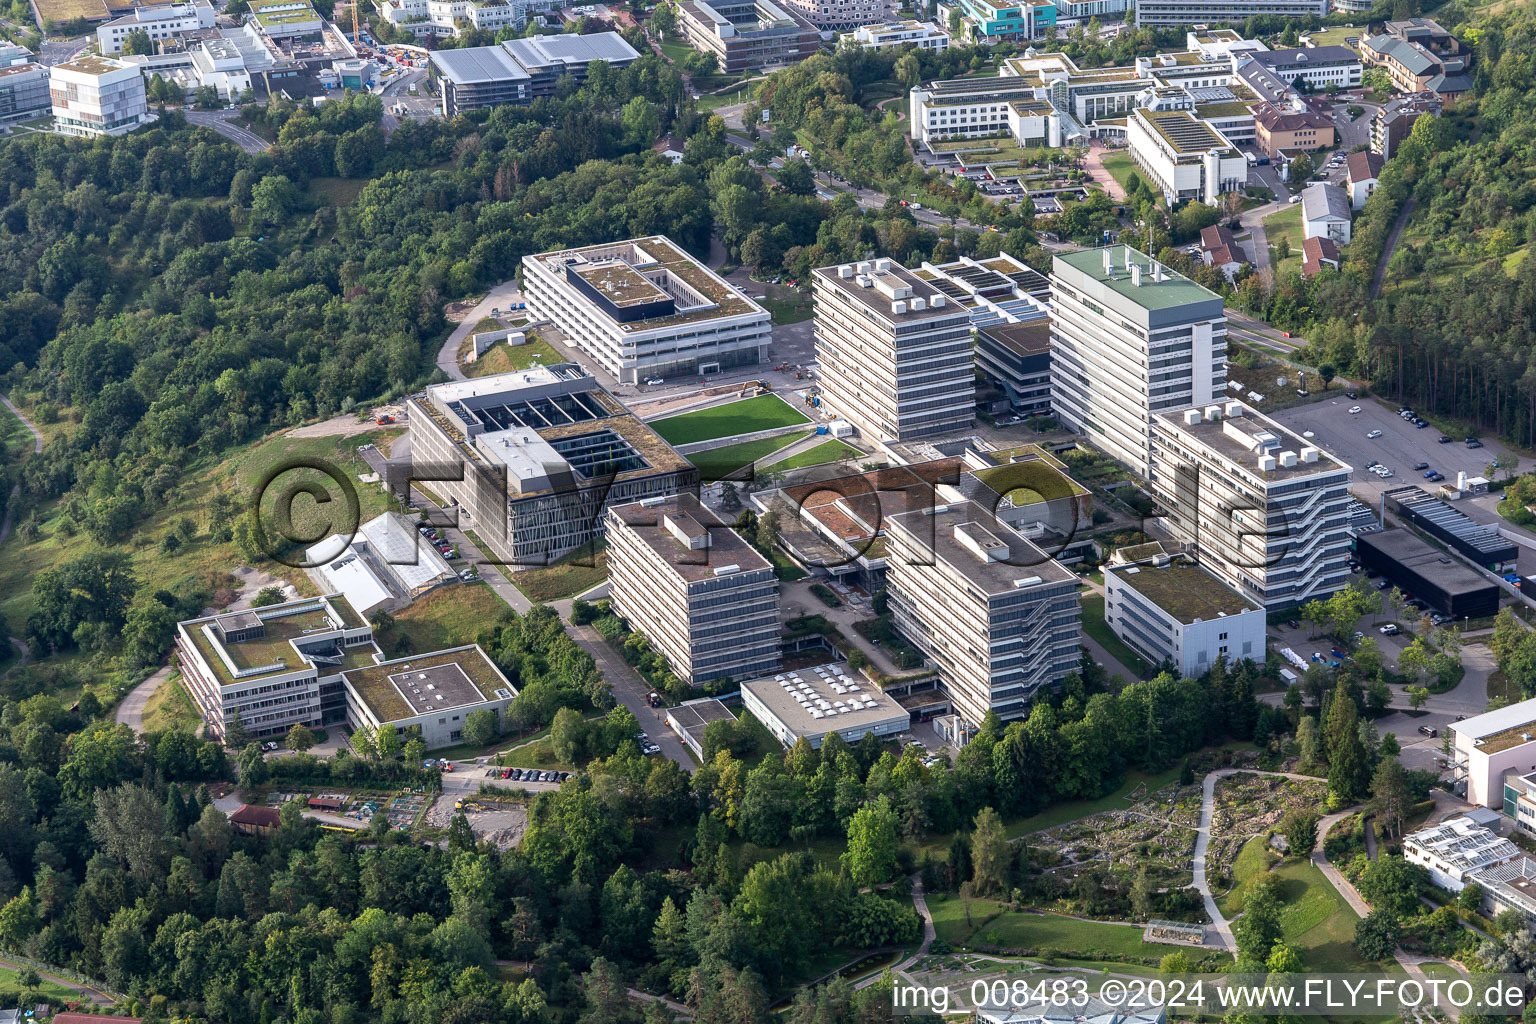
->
xmin=425 ymin=792 xmax=528 ymax=850
xmin=287 ymin=408 xmax=407 ymax=439
xmin=443 ymin=297 xmax=484 ymax=324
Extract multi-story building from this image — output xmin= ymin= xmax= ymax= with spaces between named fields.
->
xmin=782 ymin=0 xmax=886 ymax=31
xmin=1453 ymin=699 xmax=1536 ymax=810
xmin=1148 ymin=400 xmax=1353 ymax=611
xmin=1253 ymin=99 xmax=1334 ymax=158
xmin=340 ymin=645 xmax=517 ymax=749
xmin=49 ymin=55 xmax=149 ymax=137
xmin=1134 ymin=0 xmax=1325 ymax=28
xmin=1371 ymin=93 xmax=1440 ymax=158
xmin=121 ymin=37 xmax=253 ymax=101
xmin=885 ymin=500 xmax=1081 ymax=725
xmin=812 ymin=257 xmax=975 ymax=443
xmin=1245 ymin=45 xmax=1361 ymax=91
xmin=429 ymin=32 xmax=639 ymax=115
xmin=176 ymin=594 xmax=381 ymax=741
xmin=1301 ymin=182 xmax=1352 ymax=245
xmin=1103 ymin=551 xmax=1265 ymax=676
xmin=1126 ymin=108 xmax=1246 ymax=205
xmin=521 ymin=236 xmax=771 ymax=384
xmin=404 ymin=364 xmax=696 ymax=569
xmin=606 ymin=494 xmax=780 ymax=686
xmin=1345 ymin=151 xmax=1383 ymax=210
xmin=0 ymin=61 xmax=49 ymax=123
xmin=1362 ymin=19 xmax=1471 ymax=99
xmin=1049 ymin=246 xmax=1227 ymax=478
xmin=247 ymin=0 xmax=324 ymax=39
xmin=846 ymin=19 xmax=949 ymax=49
xmin=976 ymin=320 xmax=1052 ymax=417
xmin=674 ymin=0 xmax=820 ymax=75
xmin=948 ymin=0 xmax=1056 ymax=43
xmin=378 ymin=0 xmax=555 ymax=37
xmin=97 ymin=0 xmax=215 ymax=54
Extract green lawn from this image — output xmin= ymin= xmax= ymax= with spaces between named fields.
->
xmin=690 ymin=431 xmax=811 ymax=480
xmin=143 ymin=674 xmax=201 ymax=734
xmin=464 ymin=338 xmax=564 ymax=378
xmin=1081 ymin=594 xmax=1153 ymax=678
xmin=761 ymin=438 xmax=861 ymax=473
xmin=759 ymin=296 xmax=814 ymax=324
xmin=306 ymin=176 xmax=368 ymax=208
xmin=928 ymin=898 xmax=1190 ymax=959
xmin=997 ymin=761 xmax=1194 ymax=842
xmin=506 ymin=539 xmax=608 ymax=604
xmin=0 ymin=964 xmax=82 ymax=1002
xmin=1099 ymin=151 xmax=1140 ymax=196
xmin=658 ymin=39 xmax=694 ymax=64
xmin=1263 ymin=204 xmax=1306 ymax=276
xmin=651 ymin=395 xmax=812 ymax=445
xmin=374 ymin=582 xmax=514 ymax=653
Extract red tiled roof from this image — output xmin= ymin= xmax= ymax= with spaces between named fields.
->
xmin=51 ymin=1016 xmax=142 ymax=1024
xmin=1301 ymin=235 xmax=1341 ymax=277
xmin=1346 ymin=150 xmax=1384 ymax=183
xmin=228 ymin=804 xmax=282 ymax=827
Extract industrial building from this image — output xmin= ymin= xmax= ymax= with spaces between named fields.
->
xmin=521 ymin=236 xmax=771 ymax=384
xmin=606 ymin=494 xmax=780 ymax=686
xmin=741 ymin=663 xmax=909 ymax=749
xmin=48 ymin=54 xmax=149 ymax=138
xmin=665 ymin=697 xmax=737 ymax=759
xmin=673 ymin=0 xmax=820 ymax=75
xmin=1354 ymin=528 xmax=1500 ymax=619
xmin=813 ymin=257 xmax=975 ymax=443
xmin=885 ymin=500 xmax=1081 ymax=726
xmin=175 ymin=594 xmax=381 ymax=741
xmin=1383 ymin=486 xmax=1518 ymax=571
xmin=1050 ymin=246 xmax=1227 ymax=478
xmin=340 ymin=645 xmax=516 ymax=749
xmin=403 ymin=364 xmax=696 ymax=569
xmin=429 ymin=32 xmax=640 ymax=115
xmin=1149 ymin=401 xmax=1353 ymax=611
xmin=1104 ymin=553 xmax=1265 ymax=677
xmin=305 ymin=512 xmax=459 ymax=618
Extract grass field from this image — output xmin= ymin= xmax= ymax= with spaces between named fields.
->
xmin=1263 ymin=205 xmax=1306 ymax=277
xmin=760 ymin=296 xmax=814 ymax=324
xmin=307 ymin=177 xmax=369 ymax=209
xmin=1081 ymin=594 xmax=1152 ymax=678
xmin=761 ymin=439 xmax=861 ymax=473
xmin=691 ymin=431 xmax=813 ymax=479
xmin=463 ymin=337 xmax=564 ymax=378
xmin=1099 ymin=151 xmax=1140 ymax=196
xmin=507 ymin=539 xmax=607 ymax=604
xmin=374 ymin=582 xmax=513 ymax=654
xmin=928 ymin=898 xmax=1190 ymax=959
xmin=650 ymin=395 xmax=811 ymax=445
xmin=142 ymin=674 xmax=201 ymax=734
xmin=0 ymin=964 xmax=81 ymax=1003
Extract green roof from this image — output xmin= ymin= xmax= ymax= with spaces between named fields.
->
xmin=1111 ymin=562 xmax=1257 ymax=623
xmin=1055 ymin=246 xmax=1221 ymax=312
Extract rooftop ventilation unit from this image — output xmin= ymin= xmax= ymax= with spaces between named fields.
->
xmin=874 ymin=257 xmax=891 ymax=271
xmin=1103 ymin=249 xmax=1115 ymax=276
xmin=1258 ymin=454 xmax=1277 ymax=471
xmin=1224 ymin=400 xmax=1244 ymax=417
xmin=856 ymin=260 xmax=872 ymax=273
xmin=911 ymin=297 xmax=927 ymax=311
xmin=838 ymin=264 xmax=854 ymax=278
xmin=1183 ymin=409 xmax=1202 ymax=426
xmin=639 ymin=496 xmax=666 ymax=507
xmin=1013 ymin=576 xmax=1043 ymax=588
xmin=931 ymin=294 xmax=946 ymax=306
xmin=1130 ymin=264 xmax=1142 ymax=287
xmin=713 ymin=564 xmax=740 ymax=575
xmin=1203 ymin=404 xmax=1222 ymax=421
xmin=892 ymin=301 xmax=907 ymax=314
xmin=856 ymin=275 xmax=872 ymax=287
xmin=1279 ymin=450 xmax=1298 ymax=468
xmin=1300 ymin=446 xmax=1320 ymax=462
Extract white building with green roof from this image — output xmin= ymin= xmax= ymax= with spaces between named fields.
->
xmin=1104 ymin=552 xmax=1265 ymax=675
xmin=1049 ymin=246 xmax=1227 ymax=478
xmin=1126 ymin=107 xmax=1247 ymax=205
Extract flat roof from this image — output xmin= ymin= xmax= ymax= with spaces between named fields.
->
xmin=1108 ymin=560 xmax=1258 ymax=623
xmin=886 ymin=499 xmax=1076 ymax=597
xmin=1356 ymin=527 xmax=1498 ymax=597
xmin=1139 ymin=108 xmax=1234 ymax=156
xmin=0 ymin=62 xmax=44 ymax=79
xmin=501 ymin=32 xmax=639 ymax=68
xmin=782 ymin=458 xmax=965 ymax=551
xmin=1054 ymin=245 xmax=1220 ymax=313
xmin=1457 ymin=698 xmax=1536 ymax=745
xmin=813 ymin=260 xmax=968 ymax=325
xmin=744 ymin=663 xmax=907 ymax=736
xmin=54 ymin=53 xmax=130 ymax=75
xmin=341 ymin=645 xmax=513 ymax=723
xmin=181 ymin=595 xmax=376 ymax=687
xmin=609 ymin=493 xmax=771 ymax=582
xmin=430 ymin=44 xmax=529 ymax=84
xmin=1156 ymin=402 xmax=1348 ymax=481
xmin=667 ymin=697 xmax=735 ymax=747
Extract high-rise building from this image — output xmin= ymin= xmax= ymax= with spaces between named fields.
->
xmin=48 ymin=54 xmax=148 ymax=137
xmin=813 ymin=258 xmax=975 ymax=443
xmin=1149 ymin=400 xmax=1353 ymax=611
xmin=606 ymin=494 xmax=780 ymax=686
xmin=1049 ymin=245 xmax=1226 ymax=478
xmin=885 ymin=500 xmax=1080 ymax=724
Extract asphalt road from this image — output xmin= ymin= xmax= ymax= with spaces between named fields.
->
xmin=37 ymin=35 xmax=89 ymax=66
xmin=186 ymin=110 xmax=271 ymax=153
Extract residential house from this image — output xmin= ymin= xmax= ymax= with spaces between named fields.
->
xmin=1199 ymin=223 xmax=1247 ymax=281
xmin=228 ymin=803 xmax=283 ymax=836
xmin=1344 ymin=150 xmax=1383 ymax=210
xmin=1301 ymin=234 xmax=1341 ymax=277
xmin=1301 ymin=182 xmax=1351 ymax=245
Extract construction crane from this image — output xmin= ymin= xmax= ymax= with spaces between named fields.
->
xmin=333 ymin=0 xmax=361 ymax=47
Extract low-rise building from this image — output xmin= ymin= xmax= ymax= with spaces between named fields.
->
xmin=306 ymin=512 xmax=459 ymax=618
xmin=1301 ymin=182 xmax=1352 ymax=245
xmin=247 ymin=0 xmax=323 ymax=39
xmin=121 ymin=37 xmax=252 ymax=100
xmin=741 ymin=663 xmax=909 ymax=749
xmin=97 ymin=0 xmax=215 ymax=54
xmin=846 ymin=19 xmax=949 ymax=49
xmin=1104 ymin=554 xmax=1265 ymax=676
xmin=1453 ymin=699 xmax=1536 ymax=810
xmin=521 ymin=235 xmax=770 ymax=383
xmin=176 ymin=594 xmax=381 ymax=741
xmin=606 ymin=494 xmax=780 ymax=686
xmin=49 ymin=54 xmax=149 ymax=137
xmin=885 ymin=499 xmax=1081 ymax=726
xmin=1301 ymin=234 xmax=1341 ymax=278
xmin=429 ymin=32 xmax=640 ymax=115
xmin=405 ymin=364 xmax=695 ymax=569
xmin=228 ymin=804 xmax=283 ymax=836
xmin=1470 ymin=856 xmax=1536 ymax=926
xmin=1126 ymin=108 xmax=1246 ymax=206
xmin=1403 ymin=816 xmax=1520 ymax=892
xmin=1253 ymin=100 xmax=1334 ymax=157
xmin=1345 ymin=150 xmax=1383 ymax=210
xmin=665 ymin=697 xmax=737 ymax=759
xmin=1199 ymin=223 xmax=1247 ymax=281
xmin=340 ymin=645 xmax=517 ymax=749
xmin=1353 ymin=528 xmax=1500 ymax=620
xmin=1245 ymin=45 xmax=1361 ymax=91
xmin=674 ymin=0 xmax=820 ymax=75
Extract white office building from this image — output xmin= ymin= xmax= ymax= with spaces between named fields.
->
xmin=741 ymin=663 xmax=909 ymax=749
xmin=1404 ymin=816 xmax=1520 ymax=892
xmin=1126 ymin=107 xmax=1247 ymax=206
xmin=97 ymin=0 xmax=215 ymax=54
xmin=341 ymin=645 xmax=517 ymax=750
xmin=813 ymin=258 xmax=975 ymax=443
xmin=49 ymin=54 xmax=149 ymax=137
xmin=521 ymin=236 xmax=771 ymax=384
xmin=846 ymin=19 xmax=949 ymax=49
xmin=378 ymin=0 xmax=554 ymax=38
xmin=1049 ymin=246 xmax=1227 ymax=479
xmin=1134 ymin=0 xmax=1326 ymax=28
xmin=606 ymin=494 xmax=781 ymax=686
xmin=1246 ymin=46 xmax=1362 ymax=91
xmin=885 ymin=500 xmax=1081 ymax=726
xmin=1104 ymin=553 xmax=1265 ymax=676
xmin=1149 ymin=401 xmax=1353 ymax=611
xmin=120 ymin=37 xmax=252 ymax=100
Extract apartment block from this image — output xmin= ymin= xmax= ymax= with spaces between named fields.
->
xmin=1049 ymin=246 xmax=1227 ymax=478
xmin=813 ymin=258 xmax=975 ymax=443
xmin=176 ymin=595 xmax=381 ymax=741
xmin=885 ymin=500 xmax=1081 ymax=725
xmin=1149 ymin=400 xmax=1353 ymax=611
xmin=49 ymin=54 xmax=149 ymax=137
xmin=97 ymin=0 xmax=215 ymax=54
xmin=674 ymin=0 xmax=820 ymax=75
xmin=521 ymin=236 xmax=771 ymax=384
xmin=404 ymin=364 xmax=696 ymax=569
xmin=1104 ymin=552 xmax=1265 ymax=676
xmin=606 ymin=494 xmax=780 ymax=686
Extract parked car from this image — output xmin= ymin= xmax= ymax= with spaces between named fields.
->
xmin=1379 ymin=623 xmax=1400 ymax=634
xmin=1345 ymin=391 xmax=1358 ymax=399
xmin=376 ymin=415 xmax=394 ymax=424
xmin=644 ymin=377 xmax=664 ymax=386
xmin=1438 ymin=435 xmax=1454 ymax=443
xmin=1414 ymin=462 xmax=1430 ymax=470
xmin=1348 ymin=405 xmax=1362 ymax=414
xmin=1367 ymin=429 xmax=1383 ymax=438
xmin=1419 ymin=725 xmax=1438 ymax=737
xmin=1467 ymin=438 xmax=1484 ymax=448
xmin=263 ymin=741 xmax=279 ymax=751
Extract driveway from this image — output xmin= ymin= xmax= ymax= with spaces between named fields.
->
xmin=571 ymin=623 xmax=694 ymax=767
xmin=436 ymin=280 xmax=526 ymax=381
xmin=116 ymin=664 xmax=176 ymax=734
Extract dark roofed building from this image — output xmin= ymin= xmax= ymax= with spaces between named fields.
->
xmin=1199 ymin=224 xmax=1247 ymax=281
xmin=1355 ymin=528 xmax=1500 ymax=619
xmin=975 ymin=318 xmax=1052 ymax=416
xmin=1371 ymin=93 xmax=1441 ymax=158
xmin=229 ymin=803 xmax=283 ymax=836
xmin=1301 ymin=235 xmax=1341 ymax=278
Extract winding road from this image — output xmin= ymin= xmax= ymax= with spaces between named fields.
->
xmin=186 ymin=110 xmax=271 ymax=154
